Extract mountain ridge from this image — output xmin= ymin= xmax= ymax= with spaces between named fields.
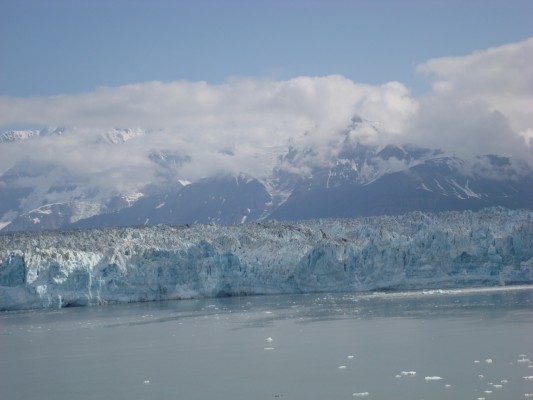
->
xmin=1 ymin=124 xmax=532 ymax=232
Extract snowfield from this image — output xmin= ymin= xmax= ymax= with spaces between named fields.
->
xmin=1 ymin=208 xmax=532 ymax=311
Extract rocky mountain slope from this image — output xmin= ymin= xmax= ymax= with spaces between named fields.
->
xmin=1 ymin=123 xmax=532 ymax=231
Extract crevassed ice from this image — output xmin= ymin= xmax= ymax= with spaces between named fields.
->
xmin=0 ymin=208 xmax=532 ymax=311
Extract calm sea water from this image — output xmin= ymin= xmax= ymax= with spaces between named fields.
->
xmin=1 ymin=287 xmax=533 ymax=400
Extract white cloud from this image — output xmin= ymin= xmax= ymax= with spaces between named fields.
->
xmin=0 ymin=75 xmax=417 ymax=184
xmin=0 ymin=75 xmax=416 ymax=135
xmin=415 ymin=37 xmax=533 ymax=152
xmin=1 ymin=38 xmax=532 ymax=206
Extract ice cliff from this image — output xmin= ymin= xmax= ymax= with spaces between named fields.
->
xmin=1 ymin=208 xmax=532 ymax=311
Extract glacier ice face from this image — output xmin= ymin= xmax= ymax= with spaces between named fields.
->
xmin=0 ymin=208 xmax=532 ymax=311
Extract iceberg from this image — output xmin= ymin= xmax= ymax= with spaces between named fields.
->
xmin=0 ymin=208 xmax=532 ymax=311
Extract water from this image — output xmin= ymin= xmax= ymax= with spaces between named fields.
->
xmin=1 ymin=287 xmax=533 ymax=400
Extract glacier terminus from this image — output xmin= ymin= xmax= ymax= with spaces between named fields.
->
xmin=0 ymin=208 xmax=532 ymax=311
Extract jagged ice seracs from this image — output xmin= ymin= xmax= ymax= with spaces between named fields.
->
xmin=0 ymin=208 xmax=532 ymax=311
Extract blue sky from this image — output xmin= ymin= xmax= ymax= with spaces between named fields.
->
xmin=1 ymin=0 xmax=532 ymax=187
xmin=1 ymin=0 xmax=532 ymax=96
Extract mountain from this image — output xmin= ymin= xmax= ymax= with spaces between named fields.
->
xmin=1 ymin=208 xmax=532 ymax=310
xmin=71 ymin=175 xmax=272 ymax=229
xmin=1 ymin=123 xmax=532 ymax=232
xmin=269 ymin=150 xmax=533 ymax=220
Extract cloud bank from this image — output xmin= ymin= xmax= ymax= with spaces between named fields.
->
xmin=1 ymin=38 xmax=532 ymax=198
xmin=411 ymin=37 xmax=533 ymax=158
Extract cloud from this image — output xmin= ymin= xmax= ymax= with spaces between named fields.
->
xmin=0 ymin=76 xmax=416 ymax=134
xmin=413 ymin=37 xmax=533 ymax=154
xmin=1 ymin=38 xmax=532 ymax=208
xmin=0 ymin=75 xmax=417 ymax=184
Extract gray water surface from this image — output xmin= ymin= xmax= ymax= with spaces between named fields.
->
xmin=1 ymin=287 xmax=533 ymax=399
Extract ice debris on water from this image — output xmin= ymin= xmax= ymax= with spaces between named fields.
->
xmin=485 ymin=359 xmax=493 ymax=364
xmin=352 ymin=392 xmax=369 ymax=397
xmin=425 ymin=376 xmax=443 ymax=381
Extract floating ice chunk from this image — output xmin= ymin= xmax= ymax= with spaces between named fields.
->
xmin=445 ymin=384 xmax=451 ymax=388
xmin=501 ymin=380 xmax=508 ymax=384
xmin=352 ymin=392 xmax=369 ymax=397
xmin=484 ymin=390 xmax=493 ymax=394
xmin=143 ymin=380 xmax=150 ymax=384
xmin=518 ymin=358 xmax=531 ymax=363
xmin=338 ymin=365 xmax=347 ymax=369
xmin=485 ymin=359 xmax=493 ymax=364
xmin=525 ymin=394 xmax=533 ymax=397
xmin=347 ymin=355 xmax=355 ymax=359
xmin=425 ymin=376 xmax=443 ymax=381
xmin=523 ymin=376 xmax=533 ymax=380
xmin=477 ymin=398 xmax=485 ymax=400
xmin=474 ymin=360 xmax=481 ymax=363
xmin=395 ymin=375 xmax=402 ymax=378
xmin=400 ymin=371 xmax=416 ymax=376
xmin=264 ymin=347 xmax=275 ymax=351
xmin=492 ymin=384 xmax=503 ymax=389
xmin=478 ymin=375 xmax=484 ymax=379
xmin=265 ymin=337 xmax=273 ymax=342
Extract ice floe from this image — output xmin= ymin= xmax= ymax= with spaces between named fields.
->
xmin=425 ymin=376 xmax=443 ymax=381
xmin=401 ymin=371 xmax=416 ymax=376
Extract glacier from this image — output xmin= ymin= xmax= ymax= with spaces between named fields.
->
xmin=0 ymin=208 xmax=532 ymax=311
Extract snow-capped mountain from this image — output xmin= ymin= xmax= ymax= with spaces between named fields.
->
xmin=0 ymin=126 xmax=66 ymax=143
xmin=269 ymin=149 xmax=533 ymax=220
xmin=1 ymin=122 xmax=532 ymax=232
xmin=71 ymin=175 xmax=271 ymax=229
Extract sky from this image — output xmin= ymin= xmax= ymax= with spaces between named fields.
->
xmin=1 ymin=0 xmax=533 ymax=194
xmin=1 ymin=0 xmax=532 ymax=96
